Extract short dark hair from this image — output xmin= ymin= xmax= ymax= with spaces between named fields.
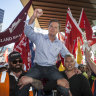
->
xmin=48 ymin=19 xmax=60 ymax=29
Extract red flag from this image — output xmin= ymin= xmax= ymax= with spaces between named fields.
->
xmin=3 ymin=48 xmax=8 ymax=62
xmin=14 ymin=33 xmax=32 ymax=71
xmin=79 ymin=8 xmax=96 ymax=45
xmin=65 ymin=8 xmax=83 ymax=54
xmin=0 ymin=0 xmax=32 ymax=47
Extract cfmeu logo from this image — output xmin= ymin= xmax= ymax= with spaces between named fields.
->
xmin=9 ymin=18 xmax=21 ymax=33
xmin=65 ymin=21 xmax=72 ymax=33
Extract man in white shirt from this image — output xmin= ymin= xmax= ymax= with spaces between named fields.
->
xmin=19 ymin=9 xmax=70 ymax=96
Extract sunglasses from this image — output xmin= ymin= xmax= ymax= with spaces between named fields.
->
xmin=12 ymin=59 xmax=22 ymax=64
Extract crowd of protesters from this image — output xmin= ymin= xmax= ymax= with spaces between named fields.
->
xmin=1 ymin=50 xmax=96 ymax=96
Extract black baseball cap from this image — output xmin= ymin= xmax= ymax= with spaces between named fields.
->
xmin=8 ymin=51 xmax=22 ymax=62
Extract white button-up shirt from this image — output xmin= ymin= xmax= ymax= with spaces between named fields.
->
xmin=24 ymin=21 xmax=70 ymax=66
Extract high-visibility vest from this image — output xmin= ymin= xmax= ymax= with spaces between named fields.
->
xmin=29 ymin=87 xmax=33 ymax=96
xmin=0 ymin=71 xmax=9 ymax=96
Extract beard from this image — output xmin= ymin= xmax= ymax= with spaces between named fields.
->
xmin=9 ymin=64 xmax=22 ymax=73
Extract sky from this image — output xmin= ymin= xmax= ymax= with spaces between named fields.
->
xmin=0 ymin=0 xmax=23 ymax=31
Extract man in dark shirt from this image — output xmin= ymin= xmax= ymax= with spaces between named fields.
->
xmin=44 ymin=54 xmax=92 ymax=96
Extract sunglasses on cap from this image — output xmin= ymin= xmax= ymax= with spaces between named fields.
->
xmin=12 ymin=59 xmax=22 ymax=64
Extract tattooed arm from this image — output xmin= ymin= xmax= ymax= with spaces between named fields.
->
xmin=18 ymin=76 xmax=43 ymax=90
xmin=31 ymin=78 xmax=43 ymax=90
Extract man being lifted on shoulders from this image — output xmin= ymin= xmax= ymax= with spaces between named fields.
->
xmin=18 ymin=9 xmax=70 ymax=96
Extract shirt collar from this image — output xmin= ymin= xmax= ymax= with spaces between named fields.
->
xmin=10 ymin=72 xmax=18 ymax=81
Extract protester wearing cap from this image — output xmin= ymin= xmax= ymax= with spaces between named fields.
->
xmin=7 ymin=51 xmax=43 ymax=96
xmin=0 ymin=51 xmax=22 ymax=96
xmin=8 ymin=51 xmax=23 ymax=75
xmin=0 ymin=51 xmax=34 ymax=96
xmin=8 ymin=51 xmax=34 ymax=96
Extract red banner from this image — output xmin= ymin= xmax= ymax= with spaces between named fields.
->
xmin=14 ymin=33 xmax=32 ymax=71
xmin=0 ymin=0 xmax=32 ymax=47
xmin=65 ymin=8 xmax=83 ymax=54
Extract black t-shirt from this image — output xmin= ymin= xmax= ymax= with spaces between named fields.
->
xmin=61 ymin=72 xmax=92 ymax=96
xmin=44 ymin=71 xmax=92 ymax=96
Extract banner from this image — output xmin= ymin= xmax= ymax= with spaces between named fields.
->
xmin=14 ymin=33 xmax=32 ymax=71
xmin=65 ymin=8 xmax=83 ymax=54
xmin=0 ymin=0 xmax=32 ymax=47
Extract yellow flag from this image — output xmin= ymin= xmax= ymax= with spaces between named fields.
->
xmin=76 ymin=39 xmax=82 ymax=64
xmin=58 ymin=63 xmax=65 ymax=71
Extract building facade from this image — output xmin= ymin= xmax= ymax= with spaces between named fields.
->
xmin=0 ymin=9 xmax=4 ymax=32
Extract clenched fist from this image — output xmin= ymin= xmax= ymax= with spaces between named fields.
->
xmin=33 ymin=9 xmax=43 ymax=18
xmin=29 ymin=9 xmax=43 ymax=24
